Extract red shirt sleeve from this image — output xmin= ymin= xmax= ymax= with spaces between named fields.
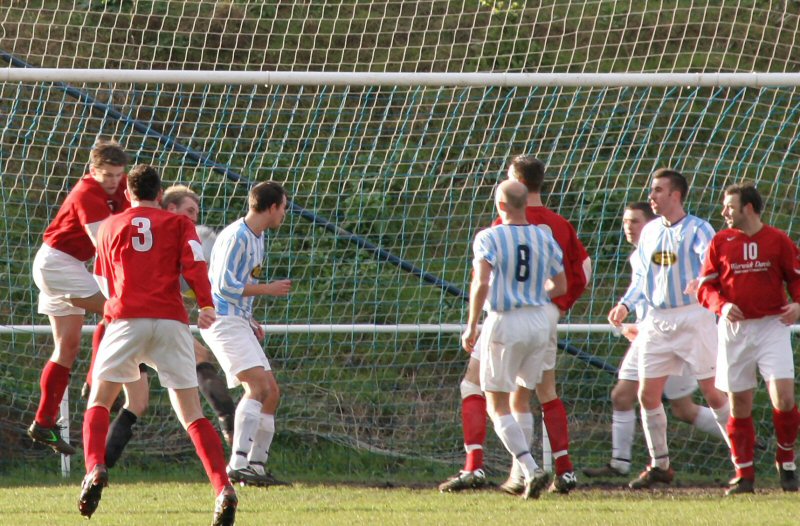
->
xmin=697 ymin=236 xmax=728 ymax=315
xmin=780 ymin=233 xmax=800 ymax=303
xmin=178 ymin=217 xmax=214 ymax=309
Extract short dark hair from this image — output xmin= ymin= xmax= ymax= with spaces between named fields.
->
xmin=725 ymin=182 xmax=763 ymax=214
xmin=508 ymin=155 xmax=546 ymax=193
xmin=90 ymin=139 xmax=128 ymax=167
xmin=626 ymin=201 xmax=657 ymax=221
xmin=127 ymin=164 xmax=161 ymax=201
xmin=652 ymin=168 xmax=688 ymax=202
xmin=249 ymin=181 xmax=286 ymax=213
xmin=161 ymin=184 xmax=200 ymax=210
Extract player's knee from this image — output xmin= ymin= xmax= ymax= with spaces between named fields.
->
xmin=51 ymin=335 xmax=82 ymax=364
xmin=611 ymin=384 xmax=637 ymax=411
xmin=776 ymin=396 xmax=796 ymax=413
xmin=460 ymin=379 xmax=483 ymax=400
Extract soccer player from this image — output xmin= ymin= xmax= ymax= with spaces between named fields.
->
xmin=584 ymin=202 xmax=727 ymax=479
xmin=439 ymin=156 xmax=590 ymax=495
xmin=79 ymin=165 xmax=236 ymax=526
xmin=697 ymin=183 xmax=800 ymax=495
xmin=102 ymin=185 xmax=238 ymax=469
xmin=608 ymin=168 xmax=730 ymax=489
xmin=28 ymin=139 xmax=129 ymax=455
xmin=200 ymin=181 xmax=291 ymax=487
xmin=462 ymin=179 xmax=567 ymax=500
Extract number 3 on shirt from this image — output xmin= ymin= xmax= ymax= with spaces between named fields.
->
xmin=131 ymin=217 xmax=153 ymax=252
xmin=516 ymin=244 xmax=531 ymax=282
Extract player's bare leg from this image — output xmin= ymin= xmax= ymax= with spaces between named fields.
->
xmin=194 ymin=339 xmax=236 ymax=445
xmin=168 ymin=387 xmax=236 ymax=524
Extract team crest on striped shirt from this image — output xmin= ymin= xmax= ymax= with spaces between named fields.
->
xmin=250 ymin=266 xmax=265 ymax=279
xmin=651 ymin=251 xmax=678 ymax=266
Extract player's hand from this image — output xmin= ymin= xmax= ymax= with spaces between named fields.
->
xmin=608 ymin=304 xmax=629 ymax=327
xmin=197 ymin=307 xmax=217 ymax=329
xmin=461 ymin=326 xmax=479 ymax=354
xmin=779 ymin=302 xmax=800 ymax=325
xmin=263 ymin=279 xmax=292 ymax=296
xmin=721 ymin=302 xmax=745 ymax=322
xmin=250 ymin=317 xmax=266 ymax=341
xmin=621 ymin=323 xmax=639 ymax=342
xmin=684 ymin=278 xmax=700 ymax=296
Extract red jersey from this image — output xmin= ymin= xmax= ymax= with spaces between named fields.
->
xmin=493 ymin=206 xmax=590 ymax=311
xmin=698 ymin=225 xmax=800 ymax=319
xmin=43 ymin=174 xmax=129 ymax=262
xmin=94 ymin=206 xmax=214 ymax=324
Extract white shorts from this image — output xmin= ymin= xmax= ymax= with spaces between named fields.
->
xmin=636 ymin=303 xmax=718 ymax=380
xmin=472 ymin=302 xmax=559 ymax=375
xmin=479 ymin=306 xmax=556 ymax=393
xmin=716 ymin=316 xmax=794 ymax=393
xmin=93 ymin=318 xmax=197 ymax=389
xmin=200 ymin=315 xmax=271 ymax=388
xmin=618 ymin=341 xmax=699 ymax=400
xmin=32 ymin=244 xmax=100 ymax=316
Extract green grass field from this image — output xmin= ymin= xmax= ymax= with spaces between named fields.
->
xmin=1 ymin=474 xmax=798 ymax=526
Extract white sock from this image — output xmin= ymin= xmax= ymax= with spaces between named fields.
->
xmin=493 ymin=414 xmax=538 ymax=480
xmin=611 ymin=409 xmax=636 ymax=471
xmin=230 ymin=398 xmax=263 ymax=470
xmin=710 ymin=399 xmax=732 ymax=448
xmin=248 ymin=413 xmax=276 ymax=465
xmin=510 ymin=412 xmax=534 ymax=482
xmin=641 ymin=405 xmax=669 ymax=470
xmin=692 ymin=405 xmax=726 ymax=441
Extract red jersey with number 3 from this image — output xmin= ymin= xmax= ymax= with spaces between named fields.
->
xmin=94 ymin=206 xmax=214 ymax=323
xmin=698 ymin=225 xmax=800 ymax=319
xmin=493 ymin=206 xmax=589 ymax=311
xmin=43 ymin=174 xmax=129 ymax=262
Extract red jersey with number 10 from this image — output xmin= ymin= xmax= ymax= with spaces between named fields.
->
xmin=94 ymin=206 xmax=214 ymax=324
xmin=698 ymin=225 xmax=800 ymax=319
xmin=43 ymin=174 xmax=129 ymax=262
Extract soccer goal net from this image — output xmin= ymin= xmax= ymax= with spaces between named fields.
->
xmin=2 ymin=1 xmax=800 ymax=478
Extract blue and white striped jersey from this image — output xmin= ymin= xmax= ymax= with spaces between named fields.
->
xmin=621 ymin=214 xmax=714 ymax=311
xmin=207 ymin=218 xmax=264 ymax=317
xmin=473 ymin=224 xmax=564 ymax=312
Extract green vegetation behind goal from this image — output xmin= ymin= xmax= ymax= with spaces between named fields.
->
xmin=2 ymin=1 xmax=800 ymax=479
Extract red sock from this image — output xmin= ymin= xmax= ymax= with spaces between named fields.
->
xmin=542 ymin=398 xmax=573 ymax=475
xmin=773 ymin=406 xmax=800 ymax=464
xmin=727 ymin=416 xmax=755 ymax=480
xmin=86 ymin=321 xmax=107 ymax=386
xmin=188 ymin=418 xmax=229 ymax=494
xmin=83 ymin=405 xmax=110 ymax=474
xmin=35 ymin=361 xmax=71 ymax=427
xmin=461 ymin=394 xmax=486 ymax=472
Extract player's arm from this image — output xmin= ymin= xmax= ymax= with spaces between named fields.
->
xmin=75 ymin=194 xmax=114 ymax=247
xmin=243 ymin=280 xmax=291 ymax=297
xmin=463 ymin=258 xmax=490 ymax=354
xmin=545 ymin=240 xmax=567 ymax=299
xmin=696 ymin=237 xmax=732 ymax=316
xmin=550 ymin=225 xmax=590 ymax=313
xmin=778 ymin=234 xmax=800 ymax=325
xmin=92 ymin=223 xmax=111 ymax=299
xmin=610 ymin=246 xmax=644 ymax=326
xmin=179 ymin=218 xmax=216 ymax=327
